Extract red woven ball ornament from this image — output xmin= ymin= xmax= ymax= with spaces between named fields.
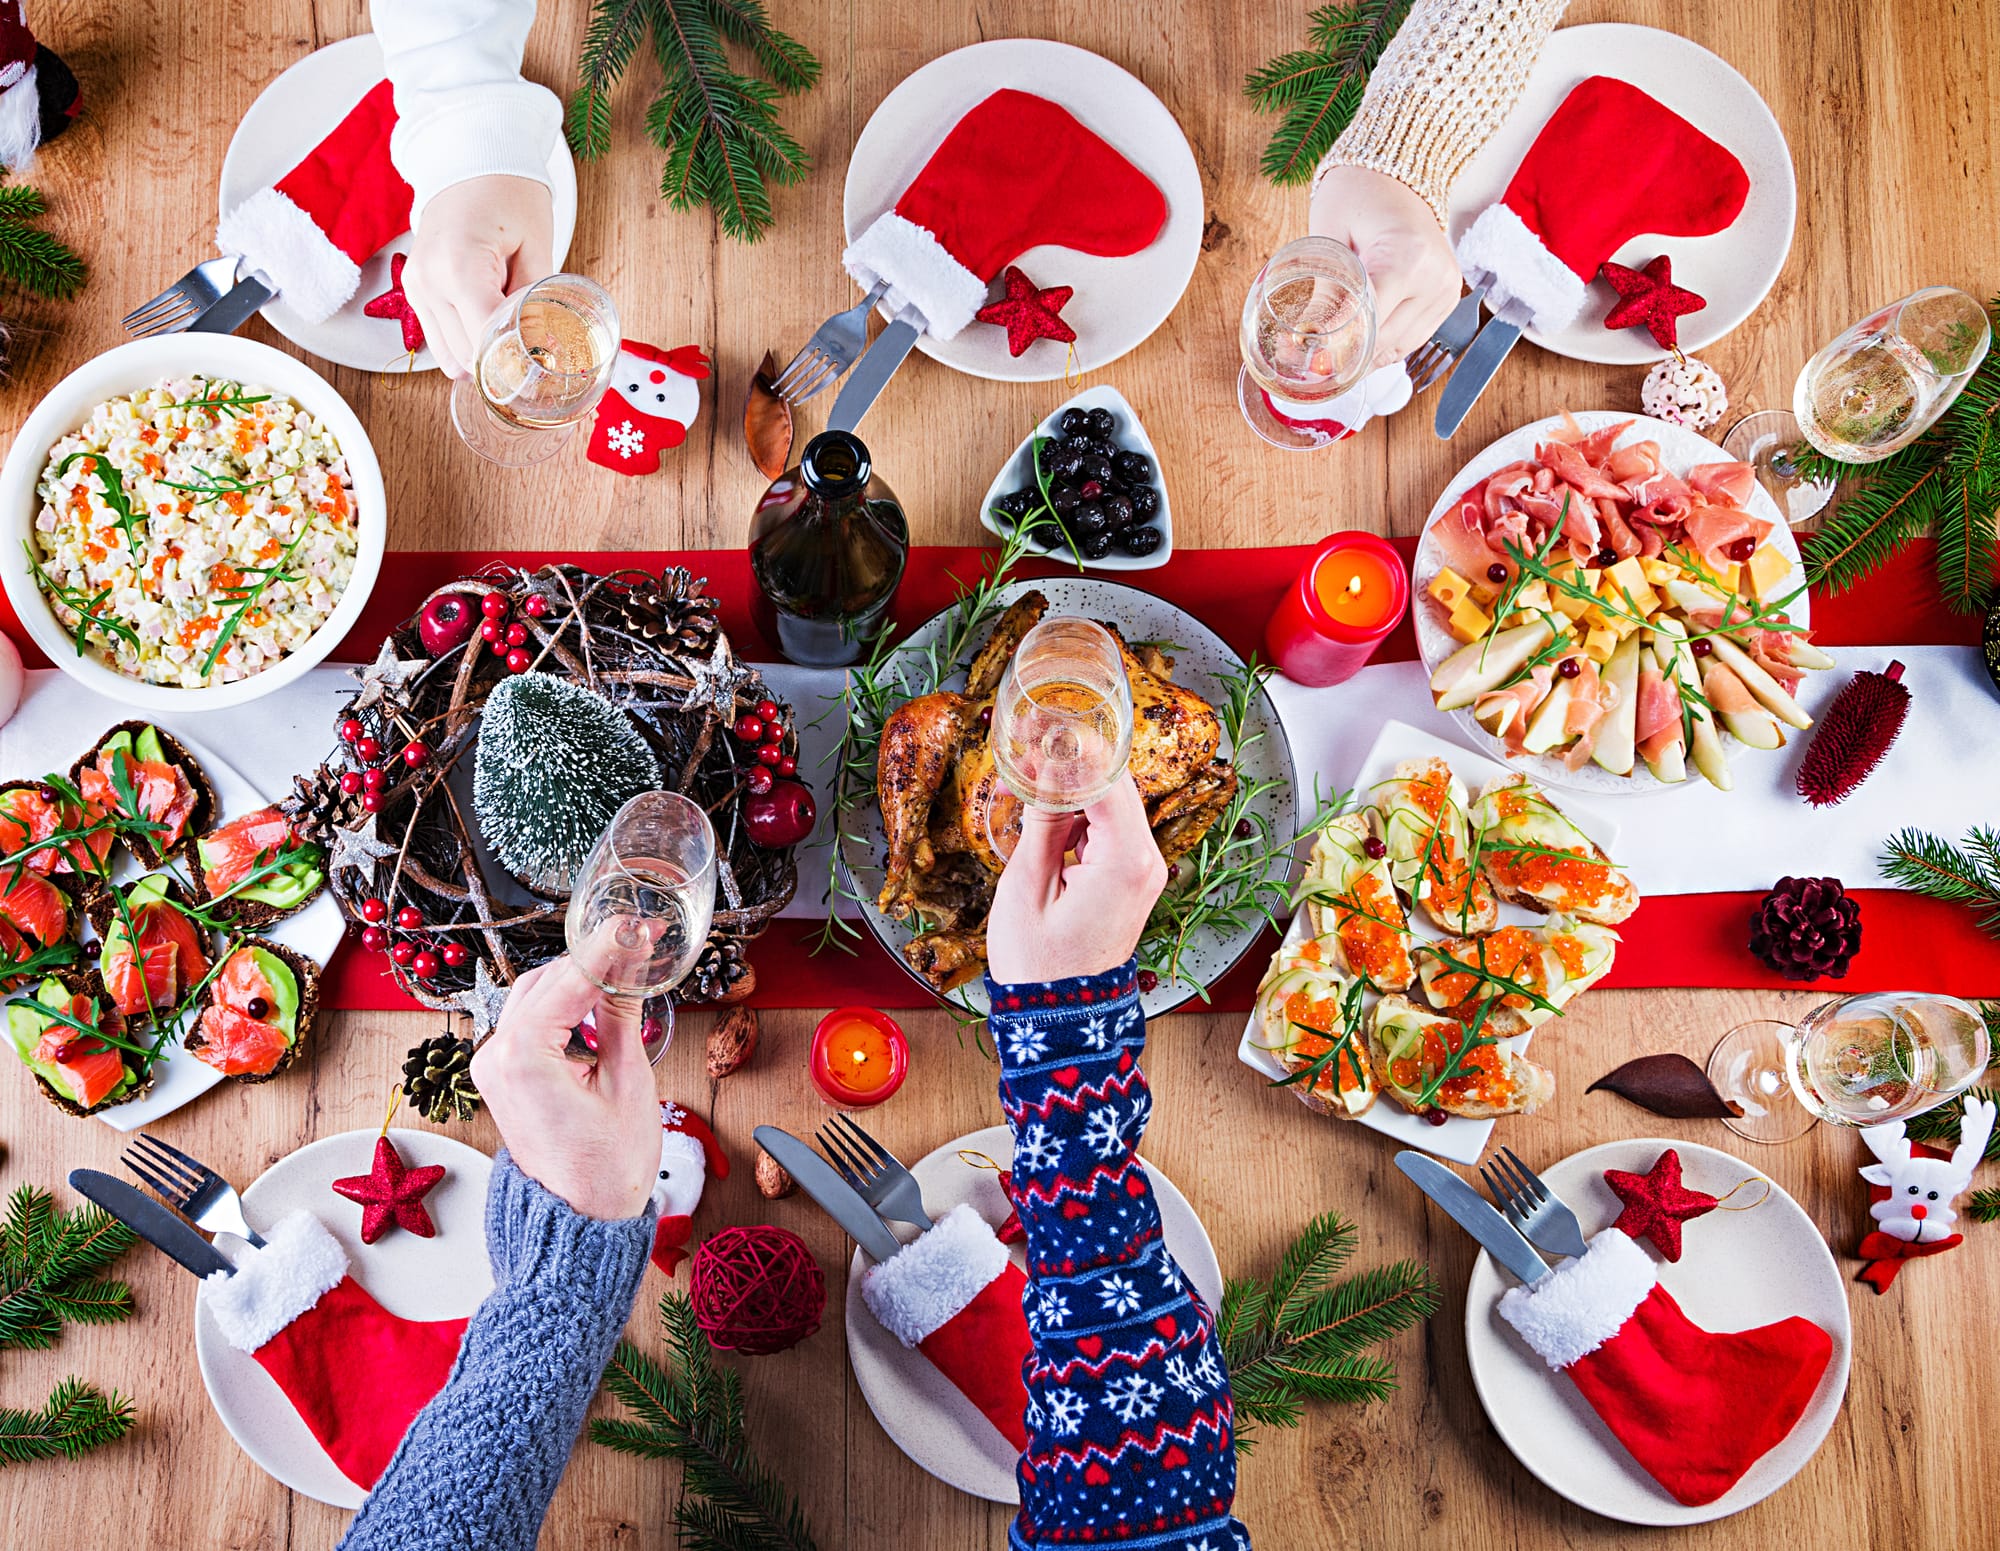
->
xmin=689 ymin=1226 xmax=826 ymax=1355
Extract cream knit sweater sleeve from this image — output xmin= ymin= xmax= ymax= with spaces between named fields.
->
xmin=1314 ymin=0 xmax=1570 ymax=222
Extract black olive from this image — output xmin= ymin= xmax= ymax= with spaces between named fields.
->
xmin=1128 ymin=486 xmax=1160 ymax=520
xmin=1086 ymin=407 xmax=1116 ymax=439
xmin=1121 ymin=526 xmax=1163 ymax=558
xmin=1079 ymin=531 xmax=1114 ymax=561
xmin=1058 ymin=407 xmax=1090 ymax=437
xmin=1050 ymin=486 xmax=1082 ymax=517
xmin=1073 ymin=502 xmax=1109 ymax=535
xmin=1113 ymin=451 xmax=1152 ymax=485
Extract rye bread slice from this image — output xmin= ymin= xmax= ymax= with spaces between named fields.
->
xmin=70 ymin=721 xmax=218 ymax=870
xmin=23 ymin=966 xmax=155 ymax=1118
xmin=184 ymin=937 xmax=319 ymax=1084
xmin=189 ymin=814 xmax=327 ymax=931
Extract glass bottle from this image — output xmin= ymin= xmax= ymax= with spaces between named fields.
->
xmin=749 ymin=430 xmax=909 ymax=666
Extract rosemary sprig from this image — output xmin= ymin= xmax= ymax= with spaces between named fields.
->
xmin=53 ymin=453 xmax=141 ymax=554
xmin=22 ymin=544 xmax=141 ymax=655
xmin=200 ymin=521 xmax=311 ymax=675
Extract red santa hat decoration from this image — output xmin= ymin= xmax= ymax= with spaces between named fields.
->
xmin=586 ymin=341 xmax=710 ymax=475
xmin=651 ymin=1099 xmax=728 ymax=1276
xmin=0 ymin=2 xmax=78 ymax=173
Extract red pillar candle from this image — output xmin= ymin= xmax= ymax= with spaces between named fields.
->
xmin=1263 ymin=530 xmax=1409 ymax=687
xmin=809 ymin=1007 xmax=910 ymax=1107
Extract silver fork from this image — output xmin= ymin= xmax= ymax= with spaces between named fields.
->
xmin=122 ymin=1131 xmax=265 ymax=1247
xmin=1405 ymin=283 xmax=1487 ymax=394
xmin=816 ymin=1112 xmax=932 ymax=1232
xmin=124 ymin=256 xmax=241 ymax=339
xmin=1479 ymin=1146 xmax=1586 ymax=1260
xmin=771 ymin=280 xmax=889 ymax=404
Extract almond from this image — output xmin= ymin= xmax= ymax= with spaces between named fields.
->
xmin=706 ymin=1004 xmax=759 ymax=1079
xmin=755 ymin=1148 xmax=794 ymax=1199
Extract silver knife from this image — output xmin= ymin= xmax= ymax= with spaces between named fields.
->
xmin=189 ymin=272 xmax=277 ymax=335
xmin=825 ymin=305 xmax=925 ymax=434
xmin=752 ymin=1125 xmax=902 ymax=1261
xmin=1434 ymin=299 xmax=1528 ymax=440
xmin=1394 ymin=1151 xmax=1549 ymax=1287
xmin=69 ymin=1168 xmax=234 ymax=1279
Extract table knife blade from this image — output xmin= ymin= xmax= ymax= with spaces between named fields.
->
xmin=1434 ymin=313 xmax=1524 ymax=439
xmin=825 ymin=309 xmax=924 ymax=434
xmin=68 ymin=1169 xmax=234 ymax=1279
xmin=752 ymin=1126 xmax=903 ymax=1262
xmin=1395 ymin=1151 xmax=1550 ymax=1287
xmin=188 ymin=273 xmax=276 ymax=335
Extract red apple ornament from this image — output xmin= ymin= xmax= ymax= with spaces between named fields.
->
xmin=745 ymin=779 xmax=816 ymax=847
xmin=418 ymin=591 xmax=481 ymax=656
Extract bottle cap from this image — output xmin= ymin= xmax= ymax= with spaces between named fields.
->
xmin=800 ymin=431 xmax=871 ymax=500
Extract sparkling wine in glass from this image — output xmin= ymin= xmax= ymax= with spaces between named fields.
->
xmin=452 ymin=273 xmax=620 ymax=467
xmin=565 ymin=791 xmax=717 ymax=1064
xmin=1237 ymin=236 xmax=1377 ymax=452
xmin=1794 ymin=286 xmax=1990 ymax=463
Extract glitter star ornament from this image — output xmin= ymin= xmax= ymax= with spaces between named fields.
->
xmin=452 ymin=957 xmax=511 ymax=1039
xmin=333 ymin=1134 xmax=447 ymax=1243
xmin=363 ymin=252 xmax=426 ymax=354
xmin=327 ymin=813 xmax=399 ymax=878
xmin=1604 ymin=1148 xmax=1719 ymax=1261
xmin=1600 ymin=255 xmax=1707 ymax=350
xmin=349 ymin=636 xmax=429 ymax=712
xmin=975 ymin=265 xmax=1076 ymax=357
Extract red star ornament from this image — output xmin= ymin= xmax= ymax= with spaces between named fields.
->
xmin=333 ymin=1134 xmax=447 ymax=1244
xmin=1600 ymin=255 xmax=1707 ymax=350
xmin=975 ymin=265 xmax=1076 ymax=357
xmin=363 ymin=252 xmax=426 ymax=355
xmin=1604 ymin=1147 xmax=1718 ymax=1262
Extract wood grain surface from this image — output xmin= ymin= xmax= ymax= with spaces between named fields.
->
xmin=2 ymin=2 xmax=1995 ymax=1548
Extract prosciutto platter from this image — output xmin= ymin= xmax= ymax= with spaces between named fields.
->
xmin=1413 ymin=411 xmax=1833 ymax=795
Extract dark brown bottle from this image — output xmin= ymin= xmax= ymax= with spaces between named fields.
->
xmin=749 ymin=430 xmax=909 ymax=666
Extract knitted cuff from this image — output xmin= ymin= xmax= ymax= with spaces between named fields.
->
xmin=986 ymin=961 xmax=1142 ymax=1069
xmin=487 ymin=1153 xmax=655 ymax=1316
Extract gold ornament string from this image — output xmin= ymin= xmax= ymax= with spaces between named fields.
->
xmin=1712 ymin=1175 xmax=1772 ymax=1212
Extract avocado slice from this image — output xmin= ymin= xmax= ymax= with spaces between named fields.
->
xmin=195 ymin=836 xmax=323 ymax=908
xmin=135 ymin=726 xmax=166 ymax=763
xmin=243 ymin=945 xmax=301 ymax=1042
xmin=7 ymin=977 xmax=137 ymax=1106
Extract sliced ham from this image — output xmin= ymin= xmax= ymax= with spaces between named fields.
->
xmin=1433 ymin=496 xmax=1510 ymax=581
xmin=1682 ymin=503 xmax=1775 ymax=569
xmin=1604 ymin=441 xmax=1662 ymax=484
xmin=1596 ymin=499 xmax=1643 ymax=560
xmin=1538 ymin=439 xmax=1629 ymax=502
xmin=1702 ymin=659 xmax=1760 ymax=715
xmin=1573 ymin=419 xmax=1636 ymax=466
xmin=1635 ymin=658 xmax=1682 ymax=749
xmin=1561 ymin=658 xmax=1609 ymax=771
xmin=1476 ymin=663 xmax=1557 ymax=754
xmin=1687 ymin=461 xmax=1758 ymax=508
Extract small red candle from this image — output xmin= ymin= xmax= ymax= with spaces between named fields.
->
xmin=1263 ymin=531 xmax=1408 ymax=687
xmin=809 ymin=1007 xmax=909 ymax=1108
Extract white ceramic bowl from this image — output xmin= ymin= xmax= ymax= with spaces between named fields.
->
xmin=977 ymin=385 xmax=1172 ymax=571
xmin=0 ymin=334 xmax=386 ymax=712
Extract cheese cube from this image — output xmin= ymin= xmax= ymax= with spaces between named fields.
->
xmin=1428 ymin=568 xmax=1473 ymax=610
xmin=1552 ymin=588 xmax=1594 ymax=622
xmin=1639 ymin=557 xmax=1680 ymax=586
xmin=1603 ymin=609 xmax=1642 ymax=641
xmin=1446 ymin=596 xmax=1494 ymax=644
xmin=1602 ymin=557 xmax=1662 ymax=618
xmin=1469 ymin=580 xmax=1501 ymax=608
xmin=1513 ymin=579 xmax=1552 ymax=613
xmin=1582 ymin=628 xmax=1618 ymax=663
xmin=1580 ymin=601 xmax=1612 ymax=630
xmin=1743 ymin=542 xmax=1793 ymax=599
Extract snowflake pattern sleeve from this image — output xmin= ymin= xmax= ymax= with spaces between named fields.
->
xmin=990 ymin=963 xmax=1251 ymax=1551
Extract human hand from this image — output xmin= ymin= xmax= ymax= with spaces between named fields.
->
xmin=401 ymin=174 xmax=554 ymax=379
xmin=469 ymin=955 xmax=659 ymax=1221
xmin=986 ymin=775 xmax=1168 ymax=985
xmin=1311 ymin=165 xmax=1463 ymax=369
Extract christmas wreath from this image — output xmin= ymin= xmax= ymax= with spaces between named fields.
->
xmin=287 ymin=565 xmax=801 ymax=1033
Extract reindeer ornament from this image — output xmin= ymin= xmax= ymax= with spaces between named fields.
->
xmin=1855 ymin=1096 xmax=1995 ymax=1293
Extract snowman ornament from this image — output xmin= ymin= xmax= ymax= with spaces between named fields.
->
xmin=651 ymin=1100 xmax=729 ymax=1276
xmin=587 ymin=341 xmax=711 ymax=476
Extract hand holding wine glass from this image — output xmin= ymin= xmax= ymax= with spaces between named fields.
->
xmin=452 ymin=272 xmax=620 ymax=466
xmin=1237 ymin=235 xmax=1378 ymax=451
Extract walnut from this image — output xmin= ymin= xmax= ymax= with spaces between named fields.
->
xmin=755 ymin=1148 xmax=795 ymax=1199
xmin=705 ymin=1005 xmax=760 ymax=1079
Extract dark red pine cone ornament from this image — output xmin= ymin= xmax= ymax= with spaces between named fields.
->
xmin=1749 ymin=875 xmax=1862 ymax=981
xmin=1796 ymin=661 xmax=1910 ymax=806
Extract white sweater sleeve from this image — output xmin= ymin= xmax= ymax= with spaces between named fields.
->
xmin=371 ymin=0 xmax=563 ymax=223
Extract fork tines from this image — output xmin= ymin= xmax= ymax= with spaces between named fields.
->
xmin=1406 ymin=340 xmax=1454 ymax=393
xmin=770 ymin=348 xmax=838 ymax=404
xmin=123 ymin=293 xmax=202 ymax=337
xmin=122 ymin=1130 xmax=211 ymax=1208
xmin=816 ymin=1112 xmax=893 ymax=1189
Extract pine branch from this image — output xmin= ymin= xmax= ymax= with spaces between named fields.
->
xmin=1905 ymin=1079 xmax=2000 ymax=1163
xmin=1879 ymin=826 xmax=2000 ymax=939
xmin=0 ymin=1377 xmax=134 ymax=1466
xmin=1264 ymin=1210 xmax=1355 ymax=1328
xmin=0 ymin=178 xmax=86 ymax=301
xmin=1243 ymin=0 xmax=1414 ymax=185
xmin=1966 ymin=1186 xmax=2000 ymax=1223
xmin=0 ymin=1186 xmax=137 ymax=1352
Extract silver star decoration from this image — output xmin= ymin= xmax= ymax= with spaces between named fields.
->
xmin=680 ymin=634 xmax=758 ymax=716
xmin=454 ymin=958 xmax=512 ymax=1040
xmin=348 ymin=636 xmax=429 ymax=712
xmin=326 ymin=814 xmax=398 ymax=878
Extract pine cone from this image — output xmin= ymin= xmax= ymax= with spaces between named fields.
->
xmin=1749 ymin=876 xmax=1862 ymax=981
xmin=686 ymin=935 xmax=755 ymax=1004
xmin=284 ymin=764 xmax=362 ymax=847
xmin=616 ymin=584 xmax=673 ymax=647
xmin=402 ymin=1033 xmax=482 ymax=1123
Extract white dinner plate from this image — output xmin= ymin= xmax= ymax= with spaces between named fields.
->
xmin=844 ymin=1123 xmax=1224 ymax=1503
xmin=194 ymin=1128 xmax=494 ymax=1509
xmin=1235 ymin=718 xmax=1623 ymax=1164
xmin=842 ymin=39 xmax=1203 ymax=383
xmin=1448 ymin=24 xmax=1795 ymax=364
xmin=1412 ymin=410 xmax=1807 ymax=797
xmin=1464 ymin=1138 xmax=1850 ymax=1523
xmin=218 ymin=35 xmax=578 ymax=372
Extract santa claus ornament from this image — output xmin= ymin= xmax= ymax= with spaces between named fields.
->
xmin=1854 ymin=1096 xmax=1995 ymax=1293
xmin=650 ymin=1099 xmax=728 ymax=1276
xmin=0 ymin=2 xmax=80 ymax=173
xmin=587 ymin=341 xmax=710 ymax=475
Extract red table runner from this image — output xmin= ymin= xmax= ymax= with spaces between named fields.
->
xmin=7 ymin=539 xmax=1993 ymax=1012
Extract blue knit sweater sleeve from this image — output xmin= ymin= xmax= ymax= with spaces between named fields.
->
xmin=989 ymin=962 xmax=1250 ymax=1551
xmin=337 ymin=1151 xmax=654 ymax=1551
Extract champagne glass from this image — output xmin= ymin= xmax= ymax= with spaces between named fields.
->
xmin=1708 ymin=992 xmax=1992 ymax=1144
xmin=1794 ymin=286 xmax=1991 ymax=463
xmin=565 ymin=791 xmax=717 ymax=1065
xmin=1238 ymin=236 xmax=1377 ymax=452
xmin=451 ymin=273 xmax=620 ymax=467
xmin=1720 ymin=409 xmax=1836 ymax=532
xmin=981 ymin=616 xmax=1135 ymax=862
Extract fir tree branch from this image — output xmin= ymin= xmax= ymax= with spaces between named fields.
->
xmin=0 ymin=1378 xmax=135 ymax=1467
xmin=1879 ymin=826 xmax=2000 ymax=939
xmin=1243 ymin=0 xmax=1414 ymax=185
xmin=1966 ymin=1186 xmax=2000 ymax=1223
xmin=0 ymin=1186 xmax=138 ymax=1352
xmin=1904 ymin=1078 xmax=2000 ymax=1163
xmin=0 ymin=179 xmax=86 ymax=301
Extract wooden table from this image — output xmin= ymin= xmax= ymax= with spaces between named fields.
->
xmin=5 ymin=1 xmax=1996 ymax=1546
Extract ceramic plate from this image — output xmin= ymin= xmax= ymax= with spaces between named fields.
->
xmin=1447 ymin=24 xmax=1795 ymax=364
xmin=844 ymin=1123 xmax=1223 ymax=1503
xmin=842 ymin=39 xmax=1203 ymax=383
xmin=218 ymin=35 xmax=578 ymax=372
xmin=193 ymin=1128 xmax=494 ymax=1509
xmin=977 ymin=384 xmax=1173 ymax=571
xmin=1235 ymin=719 xmax=1622 ymax=1164
xmin=838 ymin=577 xmax=1298 ymax=1020
xmin=1464 ymin=1138 xmax=1850 ymax=1523
xmin=1412 ymin=410 xmax=1808 ymax=797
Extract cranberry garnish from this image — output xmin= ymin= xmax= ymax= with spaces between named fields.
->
xmin=1727 ymin=537 xmax=1758 ymax=563
xmin=1558 ymin=657 xmax=1582 ymax=679
xmin=1691 ymin=638 xmax=1714 ymax=657
xmin=1486 ymin=563 xmax=1508 ymax=584
xmin=1363 ymin=836 xmax=1388 ymax=860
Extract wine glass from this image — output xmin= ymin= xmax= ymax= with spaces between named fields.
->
xmin=1238 ymin=236 xmax=1377 ymax=452
xmin=1794 ymin=286 xmax=1991 ymax=463
xmin=1720 ymin=409 xmax=1836 ymax=532
xmin=565 ymin=791 xmax=717 ymax=1065
xmin=1708 ymin=991 xmax=1992 ymax=1144
xmin=451 ymin=273 xmax=620 ymax=467
xmin=981 ymin=616 xmax=1135 ymax=862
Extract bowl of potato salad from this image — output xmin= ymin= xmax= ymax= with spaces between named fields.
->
xmin=0 ymin=335 xmax=385 ymax=710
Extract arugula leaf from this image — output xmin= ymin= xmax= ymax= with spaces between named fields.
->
xmin=54 ymin=452 xmax=141 ymax=553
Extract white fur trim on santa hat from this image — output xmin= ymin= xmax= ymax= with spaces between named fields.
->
xmin=0 ymin=61 xmax=39 ymax=174
xmin=860 ymin=1202 xmax=1009 ymax=1347
xmin=201 ymin=1210 xmax=349 ymax=1353
xmin=1456 ymin=202 xmax=1589 ymax=334
xmin=842 ymin=211 xmax=990 ymax=341
xmin=1497 ymin=1228 xmax=1657 ymax=1371
xmin=659 ymin=1130 xmax=706 ymax=1173
xmin=216 ymin=188 xmax=362 ymax=326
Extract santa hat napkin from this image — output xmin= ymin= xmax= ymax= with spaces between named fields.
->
xmin=1456 ymin=76 xmax=1749 ymax=333
xmin=651 ymin=1098 xmax=728 ymax=1276
xmin=217 ymin=79 xmax=415 ymax=325
xmin=842 ymin=88 xmax=1167 ymax=340
xmin=861 ymin=1202 xmax=1034 ymax=1449
xmin=1497 ymin=1229 xmax=1831 ymax=1506
xmin=203 ymin=1211 xmax=468 ymax=1490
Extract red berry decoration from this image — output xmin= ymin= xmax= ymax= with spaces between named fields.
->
xmin=332 ymin=1135 xmax=446 ymax=1245
xmin=362 ymin=791 xmax=384 ymax=813
xmin=363 ymin=767 xmax=387 ymax=792
xmin=755 ymin=743 xmax=783 ymax=767
xmin=975 ymin=264 xmax=1077 ymax=357
xmin=505 ymin=647 xmax=532 ymax=674
xmin=339 ymin=717 xmax=365 ymax=744
xmin=745 ymin=764 xmax=775 ymax=795
xmin=1599 ymin=254 xmax=1707 ymax=350
xmin=417 ymin=591 xmax=479 ymax=656
xmin=744 ymin=778 xmax=816 ymax=848
xmin=1603 ymin=1148 xmax=1718 ymax=1262
xmin=339 ymin=769 xmax=364 ymax=795
xmin=360 ymin=925 xmax=389 ymax=952
xmin=411 ymin=950 xmax=440 ymax=979
xmin=390 ymin=940 xmax=417 ymax=967
xmin=480 ymin=590 xmax=510 ymax=620
xmin=354 ymin=735 xmax=381 ymax=763
xmin=733 ymin=713 xmax=764 ymax=743
xmin=776 ymin=755 xmax=797 ymax=777
xmin=402 ymin=741 xmax=431 ymax=769
xmin=440 ymin=941 xmax=468 ymax=967
xmin=361 ymin=897 xmax=388 ymax=923
xmin=505 ymin=621 xmax=528 ymax=648
xmin=1137 ymin=969 xmax=1159 ymax=994
xmin=1797 ymin=661 xmax=1910 ymax=807
xmin=755 ymin=699 xmax=779 ymax=722
xmin=480 ymin=618 xmax=504 ymax=645
xmin=688 ymin=1225 xmax=825 ymax=1355
xmin=395 ymin=905 xmax=424 ymax=931
xmin=522 ymin=593 xmax=549 ymax=619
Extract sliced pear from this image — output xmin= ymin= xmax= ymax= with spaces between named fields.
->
xmin=1654 ymin=622 xmax=1731 ymax=790
xmin=1782 ymin=638 xmax=1837 ymax=671
xmin=1706 ymin=634 xmax=1814 ymax=729
xmin=1430 ymin=619 xmax=1555 ymax=711
xmin=1660 ymin=577 xmax=1722 ymax=616
xmin=1703 ymin=660 xmax=1782 ymax=749
xmin=1520 ymin=675 xmax=1576 ymax=755
xmin=1639 ymin=646 xmax=1689 ymax=784
xmin=1591 ymin=634 xmax=1642 ymax=776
